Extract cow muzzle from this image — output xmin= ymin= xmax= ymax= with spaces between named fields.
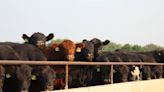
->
xmin=67 ymin=55 xmax=75 ymax=61
xmin=20 ymin=90 xmax=28 ymax=92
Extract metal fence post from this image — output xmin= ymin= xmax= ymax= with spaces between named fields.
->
xmin=65 ymin=64 xmax=69 ymax=89
xmin=111 ymin=65 xmax=113 ymax=84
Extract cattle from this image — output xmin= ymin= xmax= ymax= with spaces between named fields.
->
xmin=74 ymin=38 xmax=110 ymax=86
xmin=22 ymin=32 xmax=54 ymax=48
xmin=0 ymin=45 xmax=20 ymax=92
xmin=29 ymin=66 xmax=56 ymax=92
xmin=42 ymin=39 xmax=84 ymax=89
xmin=43 ymin=40 xmax=81 ymax=61
xmin=71 ymin=40 xmax=94 ymax=88
xmin=0 ymin=43 xmax=56 ymax=92
xmin=70 ymin=38 xmax=109 ymax=87
xmin=3 ymin=65 xmax=32 ymax=92
xmin=90 ymin=38 xmax=110 ymax=58
xmin=75 ymin=40 xmax=94 ymax=61
xmin=12 ymin=44 xmax=47 ymax=61
xmin=134 ymin=51 xmax=163 ymax=79
xmin=95 ymin=53 xmax=130 ymax=84
xmin=128 ymin=65 xmax=141 ymax=81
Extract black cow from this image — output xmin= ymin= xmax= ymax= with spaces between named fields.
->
xmin=90 ymin=38 xmax=110 ymax=58
xmin=71 ymin=38 xmax=109 ymax=87
xmin=0 ymin=45 xmax=33 ymax=92
xmin=95 ymin=53 xmax=130 ymax=84
xmin=22 ymin=32 xmax=54 ymax=48
xmin=0 ymin=43 xmax=56 ymax=92
xmin=75 ymin=40 xmax=94 ymax=61
xmin=3 ymin=65 xmax=32 ymax=92
xmin=12 ymin=44 xmax=47 ymax=61
xmin=136 ymin=51 xmax=163 ymax=79
xmin=29 ymin=66 xmax=56 ymax=92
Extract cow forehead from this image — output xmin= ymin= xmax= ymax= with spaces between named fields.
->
xmin=30 ymin=33 xmax=46 ymax=40
xmin=60 ymin=40 xmax=76 ymax=48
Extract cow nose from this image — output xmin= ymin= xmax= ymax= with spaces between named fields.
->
xmin=87 ymin=53 xmax=93 ymax=61
xmin=45 ymin=85 xmax=54 ymax=91
xmin=21 ymin=90 xmax=28 ymax=92
xmin=67 ymin=55 xmax=75 ymax=61
xmin=104 ymin=79 xmax=111 ymax=84
xmin=36 ymin=40 xmax=45 ymax=48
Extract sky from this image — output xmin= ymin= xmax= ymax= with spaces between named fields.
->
xmin=0 ymin=0 xmax=164 ymax=46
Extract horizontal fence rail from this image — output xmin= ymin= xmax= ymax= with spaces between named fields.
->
xmin=0 ymin=60 xmax=164 ymax=90
xmin=0 ymin=60 xmax=164 ymax=65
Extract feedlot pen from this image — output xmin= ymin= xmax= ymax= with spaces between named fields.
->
xmin=0 ymin=60 xmax=164 ymax=92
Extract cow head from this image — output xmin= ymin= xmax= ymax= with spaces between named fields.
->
xmin=113 ymin=65 xmax=129 ymax=83
xmin=22 ymin=32 xmax=54 ymax=48
xmin=31 ymin=66 xmax=56 ymax=91
xmin=153 ymin=50 xmax=164 ymax=63
xmin=75 ymin=40 xmax=94 ymax=61
xmin=128 ymin=65 xmax=141 ymax=81
xmin=141 ymin=65 xmax=151 ymax=80
xmin=49 ymin=40 xmax=77 ymax=61
xmin=90 ymin=38 xmax=110 ymax=57
xmin=59 ymin=40 xmax=76 ymax=61
xmin=15 ymin=65 xmax=32 ymax=92
xmin=37 ymin=66 xmax=56 ymax=91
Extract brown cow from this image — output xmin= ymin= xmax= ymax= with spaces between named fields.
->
xmin=42 ymin=39 xmax=84 ymax=89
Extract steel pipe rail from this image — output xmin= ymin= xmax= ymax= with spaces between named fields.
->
xmin=0 ymin=60 xmax=163 ymax=66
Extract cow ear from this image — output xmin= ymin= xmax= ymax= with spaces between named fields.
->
xmin=22 ymin=34 xmax=30 ymax=40
xmin=46 ymin=33 xmax=54 ymax=41
xmin=82 ymin=39 xmax=87 ymax=42
xmin=76 ymin=43 xmax=85 ymax=48
xmin=103 ymin=40 xmax=110 ymax=45
xmin=76 ymin=43 xmax=85 ymax=52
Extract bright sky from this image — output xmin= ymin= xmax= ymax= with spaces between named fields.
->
xmin=0 ymin=0 xmax=164 ymax=46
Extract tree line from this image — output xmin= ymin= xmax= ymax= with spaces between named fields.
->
xmin=103 ymin=42 xmax=164 ymax=52
xmin=49 ymin=39 xmax=164 ymax=52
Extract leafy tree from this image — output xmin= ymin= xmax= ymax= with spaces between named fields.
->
xmin=143 ymin=43 xmax=164 ymax=51
xmin=131 ymin=45 xmax=143 ymax=52
xmin=121 ymin=44 xmax=133 ymax=51
xmin=102 ymin=42 xmax=122 ymax=52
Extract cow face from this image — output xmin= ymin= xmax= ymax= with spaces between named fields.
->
xmin=100 ymin=66 xmax=111 ymax=84
xmin=128 ymin=65 xmax=141 ymax=81
xmin=15 ymin=65 xmax=32 ymax=92
xmin=38 ymin=66 xmax=55 ymax=91
xmin=141 ymin=66 xmax=151 ymax=80
xmin=58 ymin=40 xmax=76 ymax=61
xmin=22 ymin=32 xmax=54 ymax=48
xmin=113 ymin=65 xmax=129 ymax=83
xmin=75 ymin=40 xmax=94 ymax=61
xmin=154 ymin=50 xmax=164 ymax=63
xmin=90 ymin=38 xmax=110 ymax=57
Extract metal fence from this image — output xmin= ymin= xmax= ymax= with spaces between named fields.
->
xmin=0 ymin=60 xmax=164 ymax=89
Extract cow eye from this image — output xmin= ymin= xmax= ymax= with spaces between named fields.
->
xmin=55 ymin=47 xmax=60 ymax=51
xmin=76 ymin=47 xmax=82 ymax=52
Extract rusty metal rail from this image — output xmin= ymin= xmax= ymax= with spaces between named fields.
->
xmin=0 ymin=60 xmax=164 ymax=89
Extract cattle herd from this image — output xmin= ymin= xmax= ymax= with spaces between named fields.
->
xmin=0 ymin=32 xmax=163 ymax=92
